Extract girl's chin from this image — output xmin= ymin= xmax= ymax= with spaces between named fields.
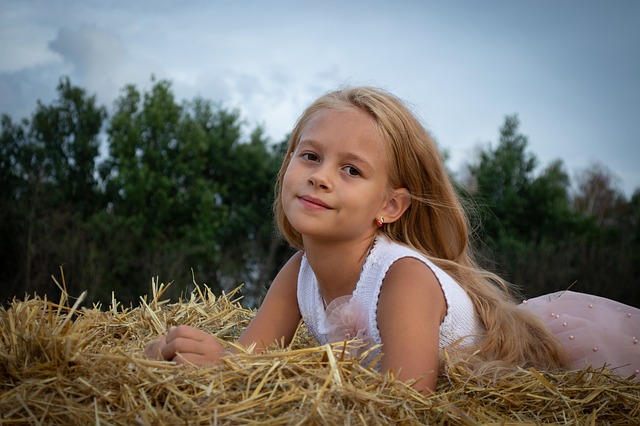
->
xmin=289 ymin=223 xmax=326 ymax=237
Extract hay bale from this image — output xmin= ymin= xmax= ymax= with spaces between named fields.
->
xmin=1 ymin=280 xmax=638 ymax=425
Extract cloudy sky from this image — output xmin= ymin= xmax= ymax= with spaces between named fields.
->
xmin=1 ymin=0 xmax=638 ymax=195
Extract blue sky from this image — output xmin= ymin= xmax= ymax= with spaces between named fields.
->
xmin=1 ymin=0 xmax=638 ymax=195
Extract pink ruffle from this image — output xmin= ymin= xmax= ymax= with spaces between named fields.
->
xmin=324 ymin=295 xmax=370 ymax=357
xmin=520 ymin=291 xmax=639 ymax=379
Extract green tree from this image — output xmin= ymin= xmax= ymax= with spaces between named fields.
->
xmin=30 ymin=78 xmax=107 ymax=218
xmin=468 ymin=115 xmax=538 ymax=241
xmin=215 ymin=129 xmax=292 ymax=304
xmin=98 ymin=79 xmax=291 ymax=304
xmin=0 ymin=78 xmax=107 ymax=303
xmin=97 ymin=80 xmax=216 ymax=301
xmin=0 ymin=115 xmax=30 ymax=300
xmin=467 ymin=115 xmax=582 ymax=244
xmin=526 ymin=159 xmax=586 ymax=240
xmin=465 ymin=115 xmax=639 ymax=305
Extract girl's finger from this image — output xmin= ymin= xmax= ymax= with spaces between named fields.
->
xmin=166 ymin=325 xmax=208 ymax=343
xmin=144 ymin=335 xmax=167 ymax=359
xmin=161 ymin=336 xmax=196 ymax=359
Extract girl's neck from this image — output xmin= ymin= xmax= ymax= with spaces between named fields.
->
xmin=302 ymin=233 xmax=378 ymax=304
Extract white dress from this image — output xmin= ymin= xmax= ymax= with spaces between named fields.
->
xmin=296 ymin=236 xmax=640 ymax=379
xmin=296 ymin=235 xmax=482 ymax=368
xmin=520 ymin=291 xmax=640 ymax=379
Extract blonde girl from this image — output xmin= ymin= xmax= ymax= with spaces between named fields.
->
xmin=147 ymin=86 xmax=639 ymax=392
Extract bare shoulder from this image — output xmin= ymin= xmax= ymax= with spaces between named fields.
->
xmin=379 ymin=257 xmax=447 ymax=323
xmin=267 ymin=250 xmax=303 ymax=291
xmin=259 ymin=250 xmax=303 ymax=308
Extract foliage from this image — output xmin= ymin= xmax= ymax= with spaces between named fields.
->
xmin=0 ymin=78 xmax=638 ymax=307
xmin=466 ymin=116 xmax=639 ymax=305
xmin=0 ymin=78 xmax=107 ymax=300
xmin=0 ymin=77 xmax=292 ymax=306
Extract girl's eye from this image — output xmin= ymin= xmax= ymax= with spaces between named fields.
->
xmin=343 ymin=165 xmax=361 ymax=176
xmin=301 ymin=152 xmax=319 ymax=162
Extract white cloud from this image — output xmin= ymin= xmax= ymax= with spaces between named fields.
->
xmin=47 ymin=26 xmax=162 ymax=109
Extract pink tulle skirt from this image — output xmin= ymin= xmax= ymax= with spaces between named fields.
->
xmin=520 ymin=291 xmax=640 ymax=379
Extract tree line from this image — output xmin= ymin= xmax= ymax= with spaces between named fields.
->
xmin=1 ymin=77 xmax=638 ymax=307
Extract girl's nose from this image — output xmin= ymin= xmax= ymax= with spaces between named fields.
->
xmin=308 ymin=168 xmax=332 ymax=190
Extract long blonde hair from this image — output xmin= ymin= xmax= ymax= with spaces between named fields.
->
xmin=274 ymin=86 xmax=568 ymax=371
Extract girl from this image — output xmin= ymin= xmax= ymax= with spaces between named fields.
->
xmin=146 ymin=86 xmax=639 ymax=392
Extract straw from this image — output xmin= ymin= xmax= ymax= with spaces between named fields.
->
xmin=1 ymin=279 xmax=638 ymax=425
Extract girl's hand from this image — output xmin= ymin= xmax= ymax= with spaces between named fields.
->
xmin=144 ymin=252 xmax=304 ymax=366
xmin=144 ymin=334 xmax=168 ymax=360
xmin=145 ymin=325 xmax=228 ymax=366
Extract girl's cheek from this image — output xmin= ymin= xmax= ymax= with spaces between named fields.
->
xmin=281 ymin=170 xmax=294 ymax=194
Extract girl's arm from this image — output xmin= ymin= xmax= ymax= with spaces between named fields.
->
xmin=376 ymin=257 xmax=447 ymax=394
xmin=146 ymin=251 xmax=303 ymax=365
xmin=236 ymin=251 xmax=303 ymax=352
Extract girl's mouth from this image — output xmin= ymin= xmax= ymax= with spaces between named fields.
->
xmin=299 ymin=195 xmax=332 ymax=210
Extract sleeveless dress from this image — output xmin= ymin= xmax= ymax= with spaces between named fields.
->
xmin=296 ymin=235 xmax=640 ymax=379
xmin=519 ymin=291 xmax=640 ymax=379
xmin=296 ymin=235 xmax=482 ymax=368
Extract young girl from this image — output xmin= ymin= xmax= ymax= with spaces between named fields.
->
xmin=146 ymin=86 xmax=639 ymax=392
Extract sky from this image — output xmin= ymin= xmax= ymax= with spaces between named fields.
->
xmin=1 ymin=0 xmax=639 ymax=196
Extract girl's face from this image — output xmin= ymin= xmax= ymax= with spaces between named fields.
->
xmin=281 ymin=108 xmax=391 ymax=244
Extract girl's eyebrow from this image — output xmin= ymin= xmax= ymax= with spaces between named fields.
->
xmin=342 ymin=152 xmax=374 ymax=172
xmin=298 ymin=139 xmax=375 ymax=172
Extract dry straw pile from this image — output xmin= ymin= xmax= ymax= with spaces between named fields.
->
xmin=1 ymin=275 xmax=639 ymax=425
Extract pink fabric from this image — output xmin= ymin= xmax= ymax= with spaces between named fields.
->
xmin=324 ymin=295 xmax=371 ymax=358
xmin=520 ymin=291 xmax=640 ymax=379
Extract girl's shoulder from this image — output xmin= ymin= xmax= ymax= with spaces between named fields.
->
xmin=271 ymin=251 xmax=304 ymax=293
xmin=379 ymin=256 xmax=447 ymax=320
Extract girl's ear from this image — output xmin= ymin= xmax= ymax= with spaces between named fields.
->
xmin=379 ymin=188 xmax=411 ymax=223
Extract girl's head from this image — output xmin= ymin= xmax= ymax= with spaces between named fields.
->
xmin=274 ymin=86 xmax=470 ymax=263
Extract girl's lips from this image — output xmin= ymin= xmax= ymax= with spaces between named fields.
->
xmin=298 ymin=195 xmax=332 ymax=210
